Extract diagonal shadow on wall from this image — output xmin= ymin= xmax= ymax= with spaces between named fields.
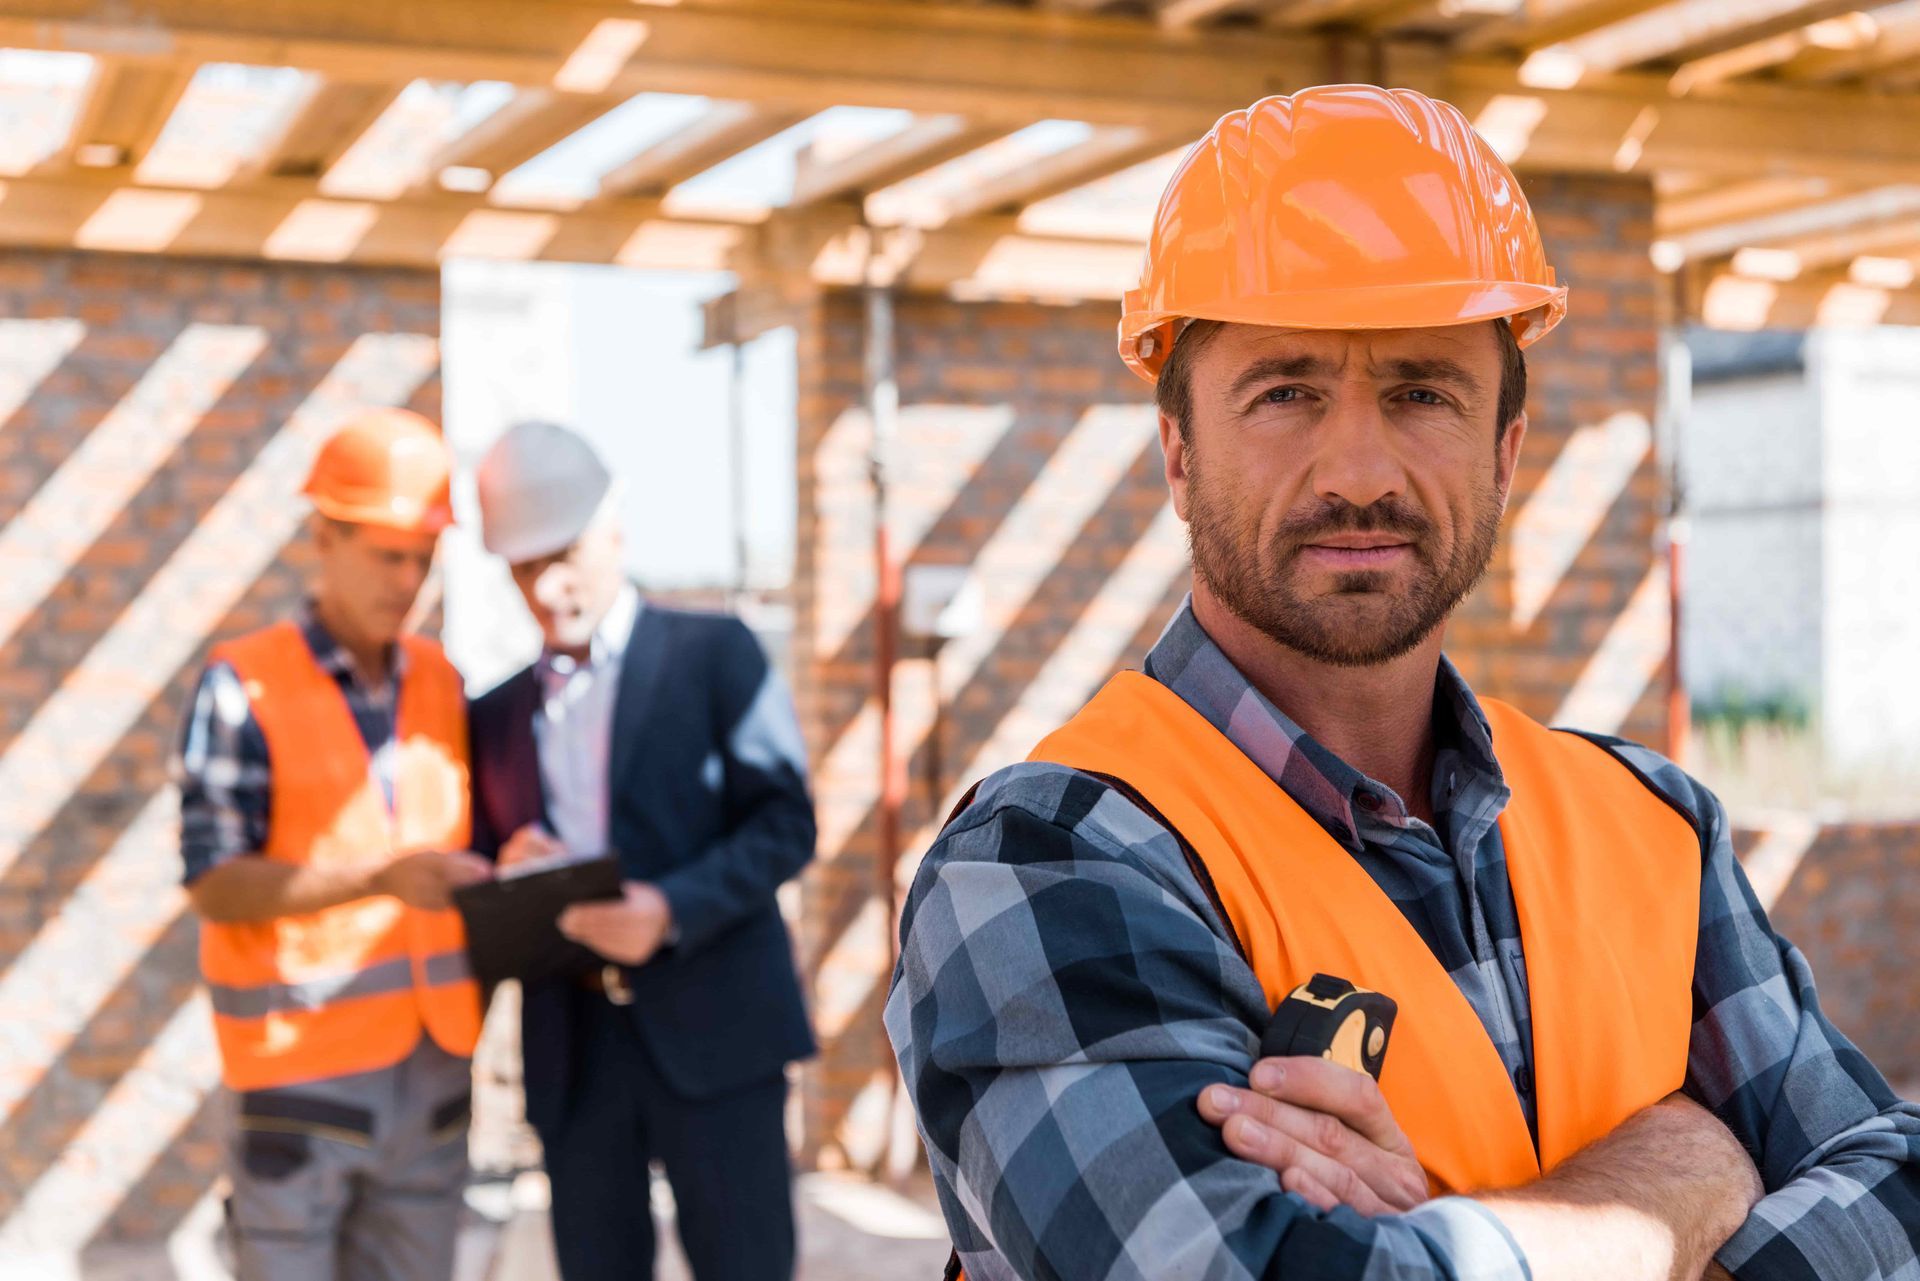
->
xmin=0 ymin=340 xmax=317 ymax=762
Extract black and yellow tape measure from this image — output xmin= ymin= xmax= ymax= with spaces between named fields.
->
xmin=1261 ymin=973 xmax=1397 ymax=1081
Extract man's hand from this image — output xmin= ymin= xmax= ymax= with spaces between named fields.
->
xmin=1198 ymin=1056 xmax=1429 ymax=1215
xmin=558 ymin=881 xmax=675 ymax=966
xmin=499 ymin=823 xmax=568 ymax=869
xmin=371 ymin=849 xmax=494 ymax=911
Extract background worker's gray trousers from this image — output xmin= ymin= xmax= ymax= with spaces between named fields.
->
xmin=225 ymin=1037 xmax=472 ymax=1281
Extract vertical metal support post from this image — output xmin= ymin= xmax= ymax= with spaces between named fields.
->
xmin=864 ymin=258 xmax=904 ymax=966
xmin=1658 ymin=331 xmax=1694 ymax=765
xmin=728 ymin=337 xmax=750 ymax=602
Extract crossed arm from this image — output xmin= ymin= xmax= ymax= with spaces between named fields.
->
xmin=886 ymin=768 xmax=1920 ymax=1281
xmin=1202 ymin=1054 xmax=1755 ymax=1280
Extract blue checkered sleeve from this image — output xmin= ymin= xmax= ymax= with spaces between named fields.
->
xmin=172 ymin=659 xmax=271 ymax=884
xmin=1602 ymin=740 xmax=1920 ymax=1281
xmin=885 ymin=763 xmax=1529 ymax=1281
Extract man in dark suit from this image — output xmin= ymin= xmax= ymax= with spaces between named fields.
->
xmin=466 ymin=420 xmax=816 ymax=1281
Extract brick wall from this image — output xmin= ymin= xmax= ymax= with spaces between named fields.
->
xmin=1738 ymin=822 xmax=1920 ymax=1087
xmin=1448 ymin=174 xmax=1670 ymax=747
xmin=0 ymin=250 xmax=441 ymax=1257
xmin=790 ymin=173 xmax=1673 ymax=1165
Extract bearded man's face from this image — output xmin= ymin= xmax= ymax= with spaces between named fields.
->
xmin=1168 ymin=321 xmax=1520 ymax=666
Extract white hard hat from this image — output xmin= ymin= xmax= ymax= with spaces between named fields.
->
xmin=475 ymin=420 xmax=614 ymax=564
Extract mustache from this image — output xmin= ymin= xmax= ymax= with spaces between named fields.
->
xmin=1276 ymin=497 xmax=1435 ymax=545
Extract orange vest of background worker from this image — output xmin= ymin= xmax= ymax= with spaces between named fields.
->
xmin=174 ymin=408 xmax=493 ymax=1281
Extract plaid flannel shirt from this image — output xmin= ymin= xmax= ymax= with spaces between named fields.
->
xmin=886 ymin=598 xmax=1920 ymax=1281
xmin=173 ymin=604 xmax=403 ymax=883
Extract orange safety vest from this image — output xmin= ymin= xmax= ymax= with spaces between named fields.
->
xmin=198 ymin=620 xmax=482 ymax=1092
xmin=1028 ymin=671 xmax=1702 ymax=1194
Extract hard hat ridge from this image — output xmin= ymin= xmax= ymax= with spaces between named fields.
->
xmin=475 ymin=420 xmax=616 ymax=565
xmin=301 ymin=407 xmax=455 ymax=534
xmin=1120 ymin=84 xmax=1569 ymax=383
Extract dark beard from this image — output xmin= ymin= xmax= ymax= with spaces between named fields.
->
xmin=1186 ymin=461 xmax=1502 ymax=668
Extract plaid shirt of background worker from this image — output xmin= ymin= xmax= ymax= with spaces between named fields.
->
xmin=886 ymin=598 xmax=1920 ymax=1281
xmin=175 ymin=603 xmax=404 ymax=881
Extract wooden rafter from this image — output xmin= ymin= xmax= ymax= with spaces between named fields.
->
xmin=0 ymin=0 xmax=1328 ymax=132
xmin=1445 ymin=62 xmax=1920 ymax=182
xmin=931 ymin=128 xmax=1186 ymax=221
xmin=429 ymin=89 xmax=617 ymax=185
xmin=598 ymin=104 xmax=807 ymax=198
xmin=1459 ymin=0 xmax=1670 ymax=54
xmin=789 ymin=118 xmax=1014 ymax=207
xmin=1 ymin=1 xmax=1916 ymax=177
xmin=1668 ymin=21 xmax=1846 ymax=91
xmin=1763 ymin=214 xmax=1920 ymax=272
xmin=0 ymin=0 xmax=1918 ymax=329
xmin=1657 ymin=176 xmax=1847 ymax=235
xmin=254 ymin=80 xmax=403 ymax=179
xmin=1687 ymin=265 xmax=1920 ymax=328
xmin=1877 ymin=50 xmax=1920 ymax=88
xmin=1669 ymin=185 xmax=1920 ymax=258
xmin=0 ymin=167 xmax=749 ymax=269
xmin=1263 ymin=0 xmax=1416 ymax=29
xmin=1156 ymin=0 xmax=1262 ymax=28
xmin=49 ymin=59 xmax=195 ymax=172
xmin=1532 ymin=0 xmax=1859 ymax=75
xmin=1777 ymin=1 xmax=1920 ymax=83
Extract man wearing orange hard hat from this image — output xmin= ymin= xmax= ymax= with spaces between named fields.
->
xmin=889 ymin=87 xmax=1920 ymax=1281
xmin=174 ymin=408 xmax=493 ymax=1281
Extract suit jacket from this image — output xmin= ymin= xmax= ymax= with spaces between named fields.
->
xmin=469 ymin=601 xmax=817 ymax=1128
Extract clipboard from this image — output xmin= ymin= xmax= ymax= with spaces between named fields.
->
xmin=454 ymin=853 xmax=624 ymax=987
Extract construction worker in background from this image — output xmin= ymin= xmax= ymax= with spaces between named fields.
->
xmin=888 ymin=86 xmax=1920 ymax=1281
xmin=467 ymin=421 xmax=815 ymax=1281
xmin=174 ymin=408 xmax=492 ymax=1281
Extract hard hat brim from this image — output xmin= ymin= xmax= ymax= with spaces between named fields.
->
xmin=1120 ymin=280 xmax=1570 ymax=384
xmin=307 ymin=492 xmax=455 ymax=535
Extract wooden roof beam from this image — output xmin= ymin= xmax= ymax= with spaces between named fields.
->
xmin=1157 ymin=0 xmax=1265 ymax=28
xmin=1262 ymin=0 xmax=1418 ymax=29
xmin=1657 ymin=175 xmax=1851 ymax=235
xmin=747 ymin=210 xmax=1147 ymax=299
xmin=253 ymin=80 xmax=404 ymax=180
xmin=1460 ymin=0 xmax=1671 ymax=54
xmin=3 ymin=1 xmax=1920 ymax=184
xmin=1689 ymin=265 xmax=1920 ymax=328
xmin=0 ymin=167 xmax=750 ymax=270
xmin=929 ymin=127 xmax=1186 ymax=222
xmin=1876 ymin=50 xmax=1920 ymax=88
xmin=0 ymin=0 xmax=1329 ymax=132
xmin=789 ymin=117 xmax=1014 ymax=208
xmin=1445 ymin=63 xmax=1920 ymax=182
xmin=598 ymin=103 xmax=806 ymax=198
xmin=1516 ymin=0 xmax=1861 ymax=79
xmin=1666 ymin=17 xmax=1865 ymax=91
xmin=1667 ymin=184 xmax=1920 ymax=258
xmin=1754 ymin=213 xmax=1920 ymax=273
xmin=1776 ymin=0 xmax=1920 ymax=82
xmin=429 ymin=89 xmax=615 ymax=189
xmin=49 ymin=59 xmax=195 ymax=172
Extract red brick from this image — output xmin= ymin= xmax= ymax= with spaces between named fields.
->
xmin=0 ymin=248 xmax=441 ymax=1248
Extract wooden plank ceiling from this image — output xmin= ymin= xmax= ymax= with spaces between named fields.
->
xmin=0 ymin=0 xmax=1917 ymax=328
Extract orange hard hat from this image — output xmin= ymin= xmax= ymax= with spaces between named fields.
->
xmin=301 ymin=407 xmax=455 ymax=533
xmin=1119 ymin=85 xmax=1568 ymax=384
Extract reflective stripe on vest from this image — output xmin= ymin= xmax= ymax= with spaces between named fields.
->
xmin=199 ymin=621 xmax=481 ymax=1092
xmin=1028 ymin=671 xmax=1700 ymax=1194
xmin=205 ymin=948 xmax=475 ymax=1020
